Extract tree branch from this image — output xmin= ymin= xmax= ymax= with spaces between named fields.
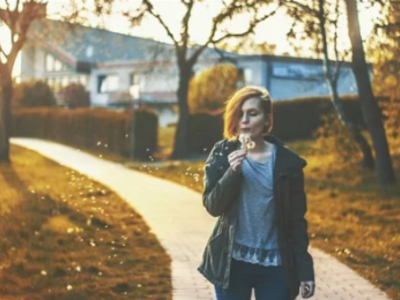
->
xmin=4 ymin=0 xmax=11 ymax=10
xmin=142 ymin=0 xmax=179 ymax=49
xmin=0 ymin=44 xmax=8 ymax=60
xmin=333 ymin=0 xmax=340 ymax=81
xmin=212 ymin=7 xmax=280 ymax=44
xmin=283 ymin=0 xmax=318 ymax=17
xmin=0 ymin=8 xmax=14 ymax=31
xmin=180 ymin=0 xmax=194 ymax=51
xmin=7 ymin=33 xmax=26 ymax=69
xmin=15 ymin=0 xmax=21 ymax=12
xmin=188 ymin=1 xmax=281 ymax=66
xmin=376 ymin=22 xmax=400 ymax=32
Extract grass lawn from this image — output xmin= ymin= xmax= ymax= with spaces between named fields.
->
xmin=0 ymin=145 xmax=171 ymax=300
xmin=128 ymin=127 xmax=400 ymax=300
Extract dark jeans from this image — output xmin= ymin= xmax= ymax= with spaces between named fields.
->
xmin=214 ymin=259 xmax=290 ymax=300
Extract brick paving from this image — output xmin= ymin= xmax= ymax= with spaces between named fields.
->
xmin=11 ymin=138 xmax=391 ymax=300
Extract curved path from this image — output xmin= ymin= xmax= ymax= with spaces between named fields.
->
xmin=11 ymin=138 xmax=391 ymax=300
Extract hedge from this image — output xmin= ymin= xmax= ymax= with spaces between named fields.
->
xmin=12 ymin=107 xmax=158 ymax=160
xmin=187 ymin=95 xmax=381 ymax=154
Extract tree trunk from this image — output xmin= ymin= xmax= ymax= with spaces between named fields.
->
xmin=0 ymin=70 xmax=13 ymax=163
xmin=325 ymin=65 xmax=375 ymax=169
xmin=345 ymin=0 xmax=396 ymax=186
xmin=170 ymin=64 xmax=192 ymax=159
xmin=318 ymin=0 xmax=374 ymax=169
xmin=327 ymin=75 xmax=375 ymax=169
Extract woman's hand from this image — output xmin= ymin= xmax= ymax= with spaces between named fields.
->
xmin=227 ymin=148 xmax=247 ymax=173
xmin=300 ymin=281 xmax=315 ymax=298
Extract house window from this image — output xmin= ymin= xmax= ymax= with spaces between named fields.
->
xmin=46 ymin=53 xmax=66 ymax=72
xmin=272 ymin=65 xmax=323 ymax=80
xmin=46 ymin=54 xmax=54 ymax=72
xmin=47 ymin=78 xmax=54 ymax=89
xmin=130 ymin=73 xmax=145 ymax=89
xmin=86 ymin=45 xmax=94 ymax=58
xmin=53 ymin=77 xmax=62 ymax=92
xmin=54 ymin=59 xmax=63 ymax=72
xmin=244 ymin=68 xmax=253 ymax=83
xmin=62 ymin=76 xmax=69 ymax=88
xmin=80 ymin=75 xmax=88 ymax=87
xmin=130 ymin=73 xmax=135 ymax=86
xmin=129 ymin=72 xmax=145 ymax=98
xmin=98 ymin=74 xmax=119 ymax=93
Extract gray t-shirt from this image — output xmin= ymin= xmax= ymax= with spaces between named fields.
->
xmin=232 ymin=144 xmax=282 ymax=266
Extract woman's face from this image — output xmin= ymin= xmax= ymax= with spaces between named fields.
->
xmin=237 ymin=97 xmax=268 ymax=139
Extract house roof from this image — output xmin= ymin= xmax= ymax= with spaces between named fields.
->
xmin=29 ymin=19 xmax=238 ymax=66
xmin=27 ymin=19 xmax=362 ymax=72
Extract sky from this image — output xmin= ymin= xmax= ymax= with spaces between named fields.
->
xmin=0 ymin=0 xmax=381 ymax=78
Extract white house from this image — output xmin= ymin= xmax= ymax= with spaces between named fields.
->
xmin=21 ymin=19 xmax=360 ymax=126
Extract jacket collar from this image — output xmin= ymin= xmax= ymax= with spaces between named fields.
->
xmin=222 ymin=134 xmax=307 ymax=175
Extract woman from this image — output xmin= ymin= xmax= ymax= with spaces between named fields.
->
xmin=197 ymin=86 xmax=315 ymax=300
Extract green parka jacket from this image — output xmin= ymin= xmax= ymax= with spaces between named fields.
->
xmin=197 ymin=134 xmax=315 ymax=300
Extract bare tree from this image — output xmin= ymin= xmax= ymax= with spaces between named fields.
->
xmin=369 ymin=0 xmax=400 ymax=157
xmin=345 ymin=0 xmax=396 ymax=186
xmin=317 ymin=0 xmax=375 ymax=169
xmin=283 ymin=0 xmax=375 ymax=169
xmin=0 ymin=1 xmax=47 ymax=162
xmin=123 ymin=0 xmax=283 ymax=159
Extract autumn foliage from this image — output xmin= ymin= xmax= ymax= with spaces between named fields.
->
xmin=188 ymin=63 xmax=244 ymax=113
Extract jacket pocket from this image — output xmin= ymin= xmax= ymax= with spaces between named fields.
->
xmin=207 ymin=232 xmax=225 ymax=279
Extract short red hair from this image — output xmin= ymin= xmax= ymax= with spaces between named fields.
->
xmin=223 ymin=86 xmax=273 ymax=140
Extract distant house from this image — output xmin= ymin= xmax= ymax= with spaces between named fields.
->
xmin=21 ymin=19 xmax=360 ymax=126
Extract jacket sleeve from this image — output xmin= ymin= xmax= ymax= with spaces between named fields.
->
xmin=202 ymin=144 xmax=243 ymax=217
xmin=291 ymin=169 xmax=315 ymax=282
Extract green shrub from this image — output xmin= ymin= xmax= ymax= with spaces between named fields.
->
xmin=188 ymin=110 xmax=224 ymax=154
xmin=133 ymin=106 xmax=158 ymax=160
xmin=13 ymin=80 xmax=57 ymax=107
xmin=61 ymin=83 xmax=90 ymax=108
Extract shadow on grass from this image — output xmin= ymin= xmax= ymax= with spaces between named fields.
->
xmin=0 ymin=146 xmax=172 ymax=300
xmin=0 ymin=162 xmax=31 ymax=200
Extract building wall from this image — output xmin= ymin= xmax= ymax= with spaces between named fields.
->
xmin=20 ymin=45 xmax=36 ymax=80
xmin=20 ymin=46 xmax=90 ymax=104
xmin=21 ymin=44 xmax=362 ymax=125
xmin=236 ymin=58 xmax=267 ymax=87
xmin=265 ymin=60 xmax=356 ymax=101
xmin=90 ymin=57 xmax=220 ymax=107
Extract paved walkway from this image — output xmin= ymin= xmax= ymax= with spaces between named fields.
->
xmin=11 ymin=138 xmax=391 ymax=300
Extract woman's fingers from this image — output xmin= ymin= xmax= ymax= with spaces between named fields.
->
xmin=228 ymin=150 xmax=247 ymax=163
xmin=229 ymin=150 xmax=247 ymax=172
xmin=232 ymin=161 xmax=243 ymax=172
xmin=300 ymin=281 xmax=315 ymax=299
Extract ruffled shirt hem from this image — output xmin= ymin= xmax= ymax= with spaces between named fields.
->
xmin=232 ymin=241 xmax=282 ymax=266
